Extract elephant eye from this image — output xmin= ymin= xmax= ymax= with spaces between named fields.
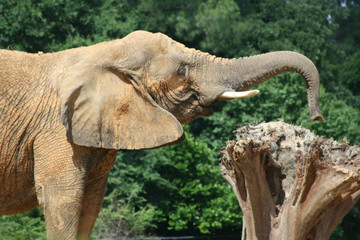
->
xmin=177 ymin=65 xmax=187 ymax=77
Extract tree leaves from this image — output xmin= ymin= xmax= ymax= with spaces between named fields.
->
xmin=0 ymin=209 xmax=46 ymax=240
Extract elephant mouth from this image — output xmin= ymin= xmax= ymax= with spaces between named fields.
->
xmin=179 ymin=106 xmax=213 ymax=124
xmin=175 ymin=96 xmax=214 ymax=124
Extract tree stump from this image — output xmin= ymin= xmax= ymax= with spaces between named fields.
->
xmin=220 ymin=121 xmax=360 ymax=240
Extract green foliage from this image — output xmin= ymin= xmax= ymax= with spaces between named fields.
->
xmin=143 ymin=131 xmax=242 ymax=235
xmin=338 ymin=50 xmax=360 ymax=95
xmin=93 ymin=189 xmax=156 ymax=239
xmin=299 ymin=90 xmax=360 ymax=145
xmin=92 ymin=0 xmax=139 ymax=42
xmin=1 ymin=0 xmax=359 ymax=239
xmin=195 ymin=0 xmax=243 ymax=56
xmin=92 ymin=151 xmax=160 ymax=238
xmin=0 ymin=0 xmax=99 ymax=51
xmin=0 ymin=208 xmax=46 ymax=240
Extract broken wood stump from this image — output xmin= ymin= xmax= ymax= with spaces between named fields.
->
xmin=220 ymin=121 xmax=360 ymax=240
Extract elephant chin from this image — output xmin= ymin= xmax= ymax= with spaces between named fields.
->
xmin=202 ymin=107 xmax=214 ymax=117
xmin=179 ymin=107 xmax=214 ymax=125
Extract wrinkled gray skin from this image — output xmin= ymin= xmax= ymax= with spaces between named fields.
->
xmin=0 ymin=31 xmax=323 ymax=240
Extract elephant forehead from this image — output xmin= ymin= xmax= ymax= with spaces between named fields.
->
xmin=148 ymin=56 xmax=178 ymax=75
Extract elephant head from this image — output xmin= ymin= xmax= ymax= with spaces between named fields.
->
xmin=59 ymin=30 xmax=323 ymax=150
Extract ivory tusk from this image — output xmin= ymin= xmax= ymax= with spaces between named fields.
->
xmin=217 ymin=90 xmax=259 ymax=100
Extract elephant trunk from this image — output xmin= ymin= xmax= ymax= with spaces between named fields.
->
xmin=217 ymin=51 xmax=324 ymax=122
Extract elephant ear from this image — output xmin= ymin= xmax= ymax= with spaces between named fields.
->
xmin=58 ymin=62 xmax=184 ymax=150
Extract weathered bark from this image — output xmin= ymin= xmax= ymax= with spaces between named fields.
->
xmin=220 ymin=121 xmax=360 ymax=240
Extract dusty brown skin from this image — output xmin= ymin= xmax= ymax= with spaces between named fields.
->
xmin=0 ymin=31 xmax=323 ymax=239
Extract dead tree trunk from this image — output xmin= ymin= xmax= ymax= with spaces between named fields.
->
xmin=220 ymin=121 xmax=360 ymax=240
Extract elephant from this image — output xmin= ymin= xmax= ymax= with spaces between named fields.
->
xmin=0 ymin=30 xmax=323 ymax=239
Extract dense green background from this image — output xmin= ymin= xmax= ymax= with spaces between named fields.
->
xmin=0 ymin=0 xmax=359 ymax=239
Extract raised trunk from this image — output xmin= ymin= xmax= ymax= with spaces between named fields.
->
xmin=218 ymin=51 xmax=324 ymax=122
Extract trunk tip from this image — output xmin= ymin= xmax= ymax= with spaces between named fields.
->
xmin=310 ymin=113 xmax=325 ymax=122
